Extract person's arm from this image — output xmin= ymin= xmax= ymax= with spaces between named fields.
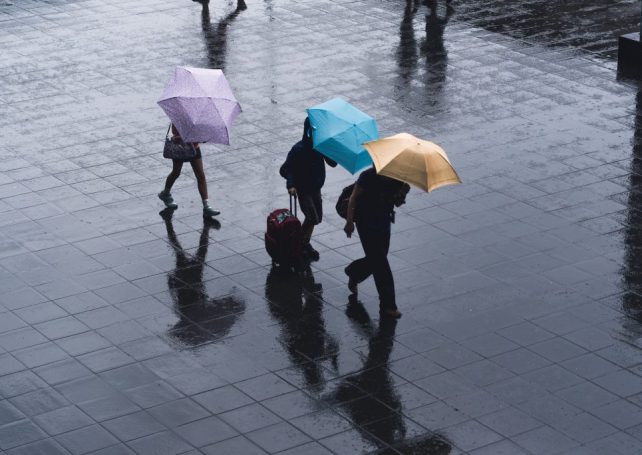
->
xmin=280 ymin=149 xmax=297 ymax=195
xmin=171 ymin=125 xmax=199 ymax=149
xmin=344 ymin=184 xmax=363 ymax=238
xmin=323 ymin=155 xmax=337 ymax=168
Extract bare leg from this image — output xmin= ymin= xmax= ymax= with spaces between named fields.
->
xmin=165 ymin=160 xmax=183 ymax=192
xmin=190 ymin=158 xmax=209 ymax=200
xmin=190 ymin=158 xmax=219 ymax=216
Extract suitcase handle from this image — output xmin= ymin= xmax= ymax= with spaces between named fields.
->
xmin=290 ymin=194 xmax=298 ymax=218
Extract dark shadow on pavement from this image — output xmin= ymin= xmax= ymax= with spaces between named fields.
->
xmin=451 ymin=0 xmax=639 ymax=59
xmin=161 ymin=210 xmax=246 ymax=347
xmin=420 ymin=0 xmax=453 ymax=107
xmin=265 ymin=265 xmax=339 ymax=393
xmin=395 ymin=0 xmax=453 ymax=111
xmin=396 ymin=0 xmax=419 ymax=86
xmin=201 ymin=0 xmax=247 ymax=70
xmin=324 ymin=296 xmax=452 ymax=453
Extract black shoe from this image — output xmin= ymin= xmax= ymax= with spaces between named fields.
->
xmin=344 ymin=266 xmax=357 ymax=295
xmin=380 ymin=308 xmax=402 ymax=319
xmin=303 ymin=243 xmax=320 ymax=261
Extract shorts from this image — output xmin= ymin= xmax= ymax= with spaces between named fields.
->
xmin=173 ymin=147 xmax=202 ymax=163
xmin=298 ymin=191 xmax=323 ymax=225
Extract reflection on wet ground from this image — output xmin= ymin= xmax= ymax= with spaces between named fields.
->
xmin=200 ymin=0 xmax=247 ymax=71
xmin=265 ymin=265 xmax=338 ymax=392
xmin=1 ymin=0 xmax=642 ymax=453
xmin=623 ymin=84 xmax=642 ymax=336
xmin=162 ymin=210 xmax=246 ymax=347
xmin=329 ymin=300 xmax=453 ymax=453
xmin=452 ymin=0 xmax=640 ymax=59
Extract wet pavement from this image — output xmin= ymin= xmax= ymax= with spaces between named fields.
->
xmin=1 ymin=0 xmax=642 ymax=453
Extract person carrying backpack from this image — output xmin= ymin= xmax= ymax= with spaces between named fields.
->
xmin=343 ymin=167 xmax=410 ymax=319
xmin=280 ymin=117 xmax=337 ymax=261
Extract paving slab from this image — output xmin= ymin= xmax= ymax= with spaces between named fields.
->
xmin=1 ymin=0 xmax=642 ymax=453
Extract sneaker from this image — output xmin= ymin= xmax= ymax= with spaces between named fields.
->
xmin=303 ymin=243 xmax=320 ymax=261
xmin=158 ymin=191 xmax=178 ymax=209
xmin=203 ymin=205 xmax=220 ymax=217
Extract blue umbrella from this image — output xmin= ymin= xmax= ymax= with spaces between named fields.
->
xmin=306 ymin=98 xmax=379 ymax=174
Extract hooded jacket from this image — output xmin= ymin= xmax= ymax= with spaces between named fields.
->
xmin=280 ymin=118 xmax=337 ymax=194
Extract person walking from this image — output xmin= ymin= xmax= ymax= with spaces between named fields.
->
xmin=343 ymin=167 xmax=409 ymax=319
xmin=158 ymin=124 xmax=220 ymax=218
xmin=280 ymin=117 xmax=337 ymax=261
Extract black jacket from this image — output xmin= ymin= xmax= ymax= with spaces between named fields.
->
xmin=280 ymin=118 xmax=337 ymax=194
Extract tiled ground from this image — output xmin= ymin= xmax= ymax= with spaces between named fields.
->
xmin=1 ymin=0 xmax=642 ymax=454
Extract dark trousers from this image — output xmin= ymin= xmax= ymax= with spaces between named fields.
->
xmin=345 ymin=223 xmax=397 ymax=311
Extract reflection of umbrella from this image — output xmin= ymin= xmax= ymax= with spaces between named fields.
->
xmin=306 ymin=98 xmax=378 ymax=174
xmin=364 ymin=132 xmax=461 ymax=192
xmin=157 ymin=66 xmax=241 ymax=144
xmin=161 ymin=210 xmax=245 ymax=348
xmin=169 ymin=294 xmax=246 ymax=347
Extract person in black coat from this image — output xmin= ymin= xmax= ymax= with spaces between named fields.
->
xmin=280 ymin=117 xmax=337 ymax=261
xmin=343 ymin=168 xmax=409 ymax=319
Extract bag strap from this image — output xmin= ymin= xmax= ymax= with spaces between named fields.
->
xmin=289 ymin=194 xmax=298 ymax=218
xmin=166 ymin=124 xmax=197 ymax=153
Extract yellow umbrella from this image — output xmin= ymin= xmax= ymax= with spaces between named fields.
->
xmin=363 ymin=132 xmax=462 ymax=192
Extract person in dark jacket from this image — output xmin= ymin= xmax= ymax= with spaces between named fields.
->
xmin=280 ymin=117 xmax=337 ymax=260
xmin=343 ymin=167 xmax=410 ymax=319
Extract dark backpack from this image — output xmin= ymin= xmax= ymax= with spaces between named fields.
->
xmin=336 ymin=182 xmax=410 ymax=220
xmin=335 ymin=183 xmax=355 ymax=219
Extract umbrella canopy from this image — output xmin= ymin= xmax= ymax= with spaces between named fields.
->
xmin=157 ymin=66 xmax=241 ymax=144
xmin=364 ymin=133 xmax=461 ymax=192
xmin=307 ymin=98 xmax=379 ymax=174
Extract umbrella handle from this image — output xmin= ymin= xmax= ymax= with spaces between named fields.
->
xmin=290 ymin=194 xmax=297 ymax=218
xmin=165 ymin=123 xmax=172 ymax=139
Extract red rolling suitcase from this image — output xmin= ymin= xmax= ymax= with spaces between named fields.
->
xmin=265 ymin=195 xmax=303 ymax=269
